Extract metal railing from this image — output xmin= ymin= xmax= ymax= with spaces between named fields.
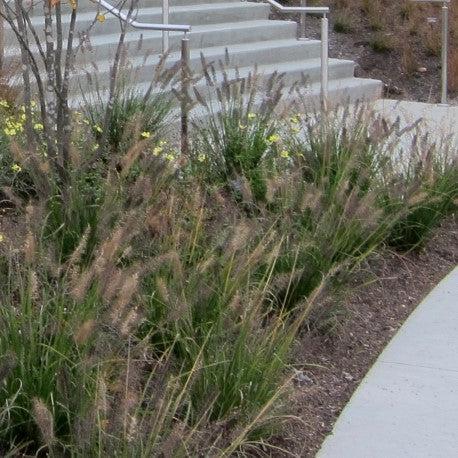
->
xmin=93 ymin=0 xmax=192 ymax=152
xmin=411 ymin=0 xmax=450 ymax=105
xmin=94 ymin=0 xmax=191 ymax=54
xmin=260 ymin=0 xmax=330 ymax=107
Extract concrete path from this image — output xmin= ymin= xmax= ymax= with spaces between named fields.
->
xmin=318 ymin=267 xmax=458 ymax=458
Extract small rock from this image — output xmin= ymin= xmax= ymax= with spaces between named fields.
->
xmin=417 ymin=67 xmax=428 ymax=73
xmin=343 ymin=371 xmax=354 ymax=381
xmin=293 ymin=369 xmax=313 ymax=386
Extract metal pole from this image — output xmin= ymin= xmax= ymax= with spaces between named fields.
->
xmin=181 ymin=36 xmax=190 ymax=156
xmin=0 ymin=3 xmax=4 ymax=71
xmin=321 ymin=15 xmax=329 ymax=110
xmin=162 ymin=0 xmax=169 ymax=54
xmin=441 ymin=1 xmax=449 ymax=105
xmin=299 ymin=0 xmax=307 ymax=40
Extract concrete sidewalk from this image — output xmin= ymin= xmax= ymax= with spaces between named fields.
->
xmin=318 ymin=267 xmax=458 ymax=458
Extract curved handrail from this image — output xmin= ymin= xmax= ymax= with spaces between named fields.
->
xmin=264 ymin=0 xmax=329 ymax=16
xmin=92 ymin=0 xmax=191 ymax=33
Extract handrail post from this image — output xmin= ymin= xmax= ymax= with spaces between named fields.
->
xmin=0 ymin=3 xmax=4 ymax=71
xmin=299 ymin=0 xmax=307 ymax=40
xmin=440 ymin=1 xmax=449 ymax=105
xmin=162 ymin=0 xmax=169 ymax=54
xmin=181 ymin=36 xmax=190 ymax=156
xmin=321 ymin=15 xmax=329 ymax=111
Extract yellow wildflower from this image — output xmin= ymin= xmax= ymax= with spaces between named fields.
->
xmin=0 ymin=233 xmax=4 ymax=243
xmin=141 ymin=131 xmax=151 ymax=139
xmin=239 ymin=123 xmax=247 ymax=130
xmin=20 ymin=113 xmax=26 ymax=121
xmin=152 ymin=146 xmax=163 ymax=156
xmin=159 ymin=140 xmax=167 ymax=146
xmin=93 ymin=125 xmax=103 ymax=133
xmin=290 ymin=115 xmax=300 ymax=124
xmin=4 ymin=127 xmax=16 ymax=136
xmin=247 ymin=112 xmax=257 ymax=120
xmin=96 ymin=14 xmax=106 ymax=23
xmin=165 ymin=153 xmax=175 ymax=162
xmin=0 ymin=100 xmax=8 ymax=108
xmin=31 ymin=101 xmax=37 ymax=108
xmin=11 ymin=163 xmax=22 ymax=173
xmin=267 ymin=133 xmax=281 ymax=144
xmin=280 ymin=150 xmax=290 ymax=159
xmin=197 ymin=153 xmax=206 ymax=163
xmin=34 ymin=123 xmax=44 ymax=131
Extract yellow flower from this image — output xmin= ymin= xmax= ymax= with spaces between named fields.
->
xmin=247 ymin=112 xmax=257 ymax=120
xmin=159 ymin=140 xmax=167 ymax=146
xmin=280 ymin=150 xmax=290 ymax=159
xmin=96 ymin=14 xmax=106 ymax=23
xmin=152 ymin=146 xmax=163 ymax=156
xmin=20 ymin=113 xmax=26 ymax=121
xmin=165 ymin=153 xmax=175 ymax=162
xmin=267 ymin=134 xmax=281 ymax=144
xmin=4 ymin=127 xmax=16 ymax=136
xmin=34 ymin=123 xmax=44 ymax=131
xmin=31 ymin=101 xmax=37 ymax=108
xmin=93 ymin=125 xmax=103 ymax=133
xmin=239 ymin=123 xmax=247 ymax=130
xmin=197 ymin=153 xmax=206 ymax=163
xmin=291 ymin=127 xmax=300 ymax=135
xmin=0 ymin=100 xmax=8 ymax=108
xmin=0 ymin=233 xmax=4 ymax=243
xmin=141 ymin=131 xmax=151 ymax=139
xmin=11 ymin=163 xmax=22 ymax=173
xmin=290 ymin=115 xmax=300 ymax=124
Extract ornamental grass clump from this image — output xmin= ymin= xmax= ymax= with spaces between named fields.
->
xmin=191 ymin=59 xmax=287 ymax=200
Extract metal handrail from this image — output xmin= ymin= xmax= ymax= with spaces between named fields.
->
xmin=92 ymin=0 xmax=191 ymax=53
xmin=260 ymin=0 xmax=330 ymax=106
xmin=411 ymin=0 xmax=450 ymax=105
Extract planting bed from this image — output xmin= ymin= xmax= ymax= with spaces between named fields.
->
xmin=277 ymin=216 xmax=458 ymax=456
xmin=275 ymin=0 xmax=458 ymax=104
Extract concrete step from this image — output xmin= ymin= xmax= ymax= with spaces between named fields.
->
xmin=72 ymin=0 xmax=243 ymax=13
xmin=4 ymin=2 xmax=271 ymax=42
xmin=73 ymin=59 xmax=379 ymax=109
xmin=4 ymin=20 xmax=299 ymax=62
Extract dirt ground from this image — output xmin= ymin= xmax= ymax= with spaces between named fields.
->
xmin=272 ymin=2 xmax=458 ymax=105
xmin=275 ymin=216 xmax=457 ymax=456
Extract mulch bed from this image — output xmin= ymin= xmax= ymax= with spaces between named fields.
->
xmin=276 ymin=215 xmax=457 ymax=456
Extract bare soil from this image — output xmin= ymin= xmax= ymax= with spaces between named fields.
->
xmin=272 ymin=2 xmax=458 ymax=104
xmin=277 ymin=216 xmax=458 ymax=456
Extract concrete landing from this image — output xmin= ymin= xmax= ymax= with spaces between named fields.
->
xmin=373 ymin=99 xmax=458 ymax=150
xmin=318 ymin=266 xmax=458 ymax=458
